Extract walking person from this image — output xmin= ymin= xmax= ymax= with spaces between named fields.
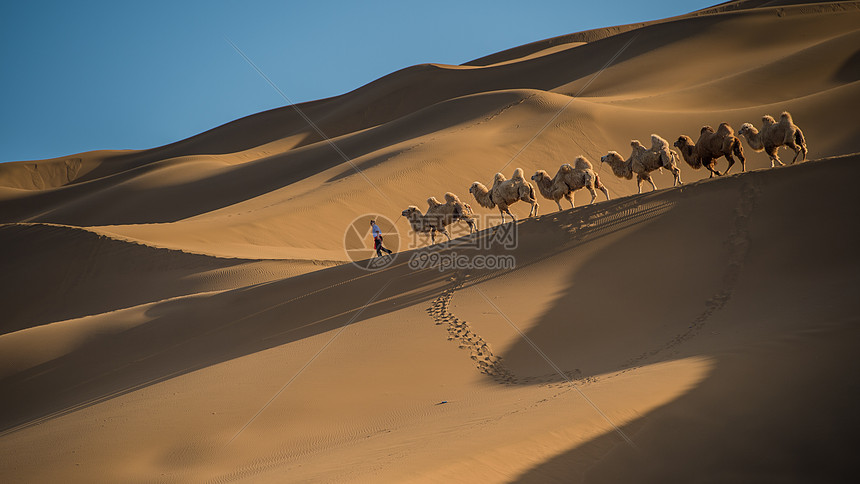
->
xmin=370 ymin=220 xmax=393 ymax=257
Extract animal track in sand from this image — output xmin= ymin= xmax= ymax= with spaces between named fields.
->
xmin=426 ymin=274 xmax=516 ymax=384
xmin=426 ymin=273 xmax=608 ymax=388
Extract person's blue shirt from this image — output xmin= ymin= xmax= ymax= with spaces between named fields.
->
xmin=372 ymin=223 xmax=381 ymax=239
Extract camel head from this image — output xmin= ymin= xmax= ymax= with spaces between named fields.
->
xmin=600 ymin=151 xmax=623 ymax=165
xmin=674 ymin=135 xmax=694 ymax=150
xmin=738 ymin=123 xmax=755 ymax=137
xmin=469 ymin=182 xmax=481 ymax=195
xmin=401 ymin=206 xmax=421 ymax=218
xmin=531 ymin=170 xmax=550 ymax=183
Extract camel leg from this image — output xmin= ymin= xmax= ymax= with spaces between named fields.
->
xmin=598 ymin=183 xmax=610 ymax=200
xmin=767 ymin=146 xmax=784 ymax=167
xmin=594 ymin=174 xmax=610 ymax=199
xmin=723 ymin=156 xmax=735 ymax=176
xmin=673 ymin=167 xmax=682 ymax=186
xmin=430 ymin=227 xmax=436 ymax=245
xmin=521 ymin=195 xmax=537 ymax=217
xmin=555 ymin=200 xmax=563 ymax=212
xmin=567 ymin=193 xmax=575 ymax=209
xmin=640 ymin=173 xmax=657 ymax=192
xmin=706 ymin=162 xmax=719 ymax=178
xmin=734 ymin=144 xmax=746 ymax=173
xmin=787 ymin=141 xmax=802 ymax=164
xmin=588 ymin=187 xmax=596 ymax=204
xmin=505 ymin=208 xmax=516 ymax=222
xmin=636 ymin=175 xmax=644 ymax=194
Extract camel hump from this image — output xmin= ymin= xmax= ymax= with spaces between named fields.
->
xmin=650 ymin=134 xmax=669 ymax=151
xmin=717 ymin=123 xmax=734 ymax=137
xmin=427 ymin=196 xmax=442 ymax=208
xmin=444 ymin=192 xmax=460 ymax=204
xmin=512 ymin=167 xmax=525 ymax=180
xmin=780 ymin=111 xmax=793 ymax=124
xmin=493 ymin=172 xmax=506 ymax=183
xmin=762 ymin=114 xmax=776 ymax=124
xmin=573 ymin=156 xmax=593 ymax=170
xmin=700 ymin=125 xmax=715 ymax=134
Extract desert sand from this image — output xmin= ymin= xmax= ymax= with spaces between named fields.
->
xmin=2 ymin=1 xmax=860 ymax=482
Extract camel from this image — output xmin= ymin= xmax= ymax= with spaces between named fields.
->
xmin=737 ymin=111 xmax=807 ymax=167
xmin=402 ymin=192 xmax=477 ymax=244
xmin=674 ymin=123 xmax=745 ymax=177
xmin=531 ymin=156 xmax=610 ymax=211
xmin=530 ymin=169 xmax=572 ymax=211
xmin=426 ymin=192 xmax=477 ymax=234
xmin=600 ymin=135 xmax=683 ymax=193
xmin=401 ymin=205 xmax=447 ymax=244
xmin=469 ymin=167 xmax=539 ymax=222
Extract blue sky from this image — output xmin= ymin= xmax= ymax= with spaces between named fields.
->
xmin=0 ymin=1 xmax=715 ymax=163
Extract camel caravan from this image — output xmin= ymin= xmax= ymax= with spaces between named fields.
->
xmin=400 ymin=111 xmax=808 ymax=244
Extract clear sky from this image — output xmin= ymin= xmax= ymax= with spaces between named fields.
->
xmin=0 ymin=0 xmax=716 ymax=163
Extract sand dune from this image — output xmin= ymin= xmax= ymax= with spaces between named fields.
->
xmin=2 ymin=1 xmax=859 ymax=482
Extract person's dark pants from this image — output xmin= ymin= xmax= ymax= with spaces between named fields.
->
xmin=375 ymin=237 xmax=392 ymax=256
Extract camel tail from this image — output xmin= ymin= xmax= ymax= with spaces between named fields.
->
xmin=795 ymin=128 xmax=807 ymax=161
